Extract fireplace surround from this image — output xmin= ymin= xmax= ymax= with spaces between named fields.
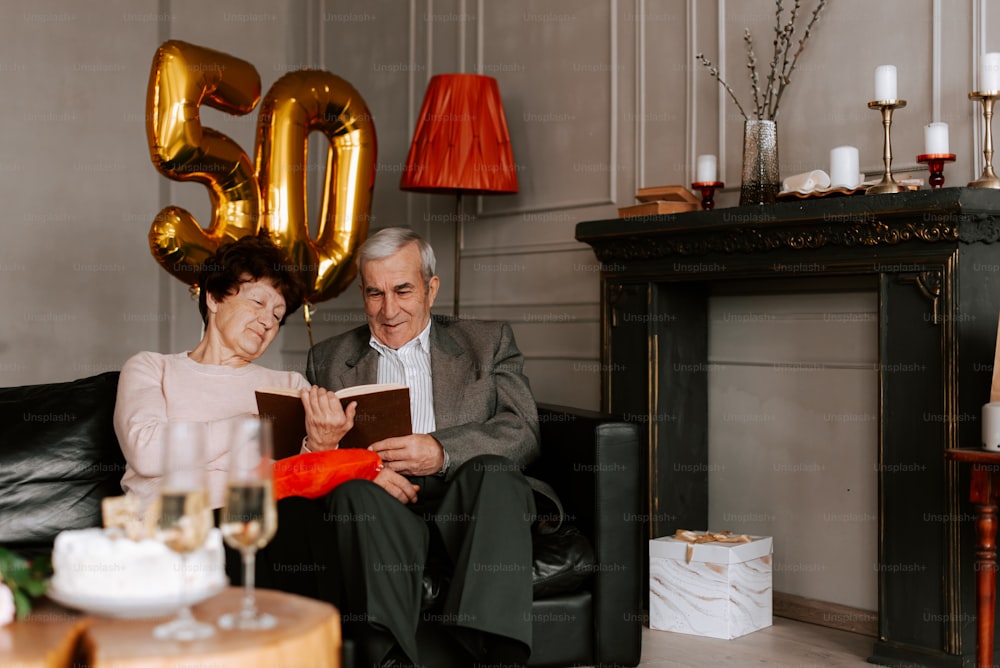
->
xmin=576 ymin=187 xmax=1000 ymax=666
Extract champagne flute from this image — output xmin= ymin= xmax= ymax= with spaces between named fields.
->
xmin=153 ymin=421 xmax=215 ymax=641
xmin=218 ymin=417 xmax=278 ymax=630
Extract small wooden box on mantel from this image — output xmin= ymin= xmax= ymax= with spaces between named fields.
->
xmin=618 ymin=185 xmax=700 ymax=218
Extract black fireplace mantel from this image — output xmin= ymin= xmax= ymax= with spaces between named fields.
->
xmin=578 ymin=187 xmax=1000 ymax=262
xmin=576 ymin=187 xmax=1000 ymax=667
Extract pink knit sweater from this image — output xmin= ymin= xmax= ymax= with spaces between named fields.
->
xmin=113 ymin=351 xmax=309 ymax=509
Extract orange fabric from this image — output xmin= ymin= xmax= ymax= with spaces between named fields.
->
xmin=273 ymin=449 xmax=383 ymax=501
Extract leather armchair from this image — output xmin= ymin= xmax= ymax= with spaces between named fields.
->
xmin=0 ymin=374 xmax=643 ymax=668
xmin=526 ymin=404 xmax=643 ymax=667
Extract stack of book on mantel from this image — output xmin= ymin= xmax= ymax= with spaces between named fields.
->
xmin=618 ymin=185 xmax=700 ymax=218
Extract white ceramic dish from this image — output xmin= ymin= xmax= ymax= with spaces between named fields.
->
xmin=47 ymin=579 xmax=226 ymax=619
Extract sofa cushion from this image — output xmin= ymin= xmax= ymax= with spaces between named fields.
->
xmin=0 ymin=372 xmax=123 ymax=548
xmin=532 ymin=524 xmax=595 ymax=598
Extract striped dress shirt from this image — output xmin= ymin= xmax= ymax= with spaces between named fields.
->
xmin=369 ymin=321 xmax=436 ymax=434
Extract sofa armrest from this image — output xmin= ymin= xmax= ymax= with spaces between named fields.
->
xmin=530 ymin=403 xmax=642 ymax=667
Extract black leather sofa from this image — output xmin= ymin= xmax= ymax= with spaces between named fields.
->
xmin=0 ymin=372 xmax=643 ymax=667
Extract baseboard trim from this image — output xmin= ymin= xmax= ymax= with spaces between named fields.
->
xmin=773 ymin=591 xmax=878 ymax=638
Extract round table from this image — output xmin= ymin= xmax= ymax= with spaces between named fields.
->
xmin=0 ymin=587 xmax=341 ymax=668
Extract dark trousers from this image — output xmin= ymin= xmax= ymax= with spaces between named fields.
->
xmin=258 ymin=453 xmax=536 ymax=667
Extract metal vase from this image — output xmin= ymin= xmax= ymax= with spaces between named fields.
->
xmin=739 ymin=119 xmax=780 ymax=206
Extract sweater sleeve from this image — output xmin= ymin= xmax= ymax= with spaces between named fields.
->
xmin=114 ymin=352 xmax=172 ymax=479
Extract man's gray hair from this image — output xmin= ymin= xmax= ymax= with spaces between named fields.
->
xmin=357 ymin=227 xmax=437 ymax=285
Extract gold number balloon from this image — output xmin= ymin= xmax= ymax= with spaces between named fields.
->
xmin=145 ymin=40 xmax=263 ymax=285
xmin=144 ymin=42 xmax=376 ymax=307
xmin=255 ymin=70 xmax=377 ymax=305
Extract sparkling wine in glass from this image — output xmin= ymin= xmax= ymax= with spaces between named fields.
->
xmin=153 ymin=421 xmax=215 ymax=641
xmin=218 ymin=417 xmax=278 ymax=630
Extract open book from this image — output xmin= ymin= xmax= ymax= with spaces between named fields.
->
xmin=256 ymin=383 xmax=412 ymax=459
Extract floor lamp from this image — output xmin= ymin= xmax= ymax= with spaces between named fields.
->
xmin=400 ymin=73 xmax=519 ymax=316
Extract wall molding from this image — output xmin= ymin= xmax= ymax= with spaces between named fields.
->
xmin=932 ymin=0 xmax=941 ymax=122
xmin=478 ymin=0 xmax=618 ymax=218
xmin=717 ymin=0 xmax=726 ymax=184
xmin=636 ymin=0 xmax=645 ymax=187
xmin=973 ymin=0 xmax=985 ymax=176
xmin=685 ymin=0 xmax=695 ymax=184
xmin=460 ymin=240 xmax=592 ymax=257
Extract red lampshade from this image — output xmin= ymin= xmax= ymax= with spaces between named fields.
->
xmin=400 ymin=73 xmax=518 ymax=195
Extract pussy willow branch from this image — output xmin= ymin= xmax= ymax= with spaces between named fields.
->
xmin=769 ymin=0 xmax=825 ymax=118
xmin=698 ymin=0 xmax=823 ymax=120
xmin=764 ymin=0 xmax=786 ymax=117
xmin=744 ymin=30 xmax=763 ymax=120
xmin=696 ymin=53 xmax=749 ymax=121
xmin=770 ymin=0 xmax=801 ymax=116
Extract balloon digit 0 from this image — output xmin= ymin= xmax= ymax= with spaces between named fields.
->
xmin=255 ymin=70 xmax=377 ymax=304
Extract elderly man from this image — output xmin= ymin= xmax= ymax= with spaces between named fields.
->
xmin=305 ymin=227 xmax=539 ymax=668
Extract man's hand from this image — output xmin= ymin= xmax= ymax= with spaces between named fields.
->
xmin=370 ymin=434 xmax=445 ymax=477
xmin=371 ymin=467 xmax=421 ymax=504
xmin=301 ymin=386 xmax=356 ymax=451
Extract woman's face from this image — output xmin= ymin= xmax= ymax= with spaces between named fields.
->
xmin=206 ymin=278 xmax=287 ymax=361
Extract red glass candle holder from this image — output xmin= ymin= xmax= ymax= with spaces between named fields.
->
xmin=691 ymin=181 xmax=724 ymax=210
xmin=916 ymin=153 xmax=956 ymax=189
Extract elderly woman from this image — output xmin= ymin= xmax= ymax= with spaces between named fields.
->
xmin=113 ymin=234 xmax=355 ymax=511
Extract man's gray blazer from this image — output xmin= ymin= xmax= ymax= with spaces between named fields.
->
xmin=305 ymin=315 xmax=541 ymax=477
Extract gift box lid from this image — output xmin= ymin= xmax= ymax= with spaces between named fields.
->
xmin=649 ymin=534 xmax=773 ymax=564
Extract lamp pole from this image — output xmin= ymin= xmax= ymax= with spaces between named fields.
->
xmin=454 ymin=192 xmax=464 ymax=317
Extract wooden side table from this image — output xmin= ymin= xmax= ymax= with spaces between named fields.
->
xmin=0 ymin=588 xmax=341 ymax=668
xmin=945 ymin=448 xmax=1000 ymax=668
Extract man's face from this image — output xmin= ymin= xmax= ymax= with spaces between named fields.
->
xmin=360 ymin=241 xmax=439 ymax=349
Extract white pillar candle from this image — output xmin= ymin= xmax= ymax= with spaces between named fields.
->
xmin=874 ymin=65 xmax=897 ymax=101
xmin=984 ymin=402 xmax=1000 ymax=450
xmin=983 ymin=53 xmax=1000 ymax=92
xmin=829 ymin=146 xmax=860 ymax=188
xmin=696 ymin=154 xmax=717 ymax=182
xmin=924 ymin=122 xmax=949 ymax=155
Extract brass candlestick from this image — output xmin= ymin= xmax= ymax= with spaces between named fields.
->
xmin=969 ymin=91 xmax=1000 ymax=188
xmin=866 ymin=99 xmax=907 ymax=195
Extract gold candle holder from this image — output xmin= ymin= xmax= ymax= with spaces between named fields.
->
xmin=969 ymin=91 xmax=1000 ymax=189
xmin=866 ymin=99 xmax=907 ymax=195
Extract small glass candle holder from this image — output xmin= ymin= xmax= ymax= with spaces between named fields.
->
xmin=915 ymin=153 xmax=956 ymax=189
xmin=691 ymin=181 xmax=724 ymax=210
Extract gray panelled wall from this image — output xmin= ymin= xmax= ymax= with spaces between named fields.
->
xmin=4 ymin=0 xmax=996 ymax=408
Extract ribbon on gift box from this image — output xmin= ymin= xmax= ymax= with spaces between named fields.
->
xmin=673 ymin=529 xmax=752 ymax=564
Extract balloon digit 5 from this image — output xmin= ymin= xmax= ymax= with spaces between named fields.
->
xmin=145 ymin=40 xmax=263 ymax=286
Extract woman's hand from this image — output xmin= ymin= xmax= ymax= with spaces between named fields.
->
xmin=301 ymin=386 xmax=356 ymax=451
xmin=371 ymin=467 xmax=420 ymax=504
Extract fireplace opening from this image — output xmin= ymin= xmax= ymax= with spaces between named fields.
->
xmin=706 ymin=287 xmax=878 ymax=635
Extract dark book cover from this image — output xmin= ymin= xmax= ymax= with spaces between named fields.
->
xmin=256 ymin=384 xmax=412 ymax=459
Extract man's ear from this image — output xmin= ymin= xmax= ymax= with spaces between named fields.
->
xmin=426 ymin=275 xmax=440 ymax=306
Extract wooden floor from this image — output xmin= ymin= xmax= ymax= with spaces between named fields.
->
xmin=633 ymin=617 xmax=876 ymax=667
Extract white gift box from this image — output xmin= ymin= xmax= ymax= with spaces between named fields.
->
xmin=649 ymin=534 xmax=773 ymax=639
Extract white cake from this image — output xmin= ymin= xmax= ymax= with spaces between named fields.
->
xmin=51 ymin=527 xmax=226 ymax=600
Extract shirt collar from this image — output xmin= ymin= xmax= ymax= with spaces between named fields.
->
xmin=369 ymin=319 xmax=433 ymax=356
